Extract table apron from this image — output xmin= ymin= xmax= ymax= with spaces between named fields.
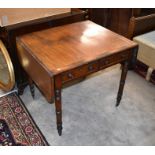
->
xmin=61 ymin=50 xmax=132 ymax=84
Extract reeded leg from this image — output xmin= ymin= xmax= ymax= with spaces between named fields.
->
xmin=28 ymin=77 xmax=35 ymax=99
xmin=54 ymin=76 xmax=63 ymax=136
xmin=116 ymin=61 xmax=129 ymax=107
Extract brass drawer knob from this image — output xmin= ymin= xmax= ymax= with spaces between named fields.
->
xmin=85 ymin=15 xmax=89 ymax=19
xmin=104 ymin=60 xmax=109 ymax=65
xmin=88 ymin=65 xmax=94 ymax=71
xmin=67 ymin=73 xmax=74 ymax=79
xmin=121 ymin=54 xmax=126 ymax=58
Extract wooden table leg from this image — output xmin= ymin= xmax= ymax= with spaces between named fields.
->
xmin=116 ymin=61 xmax=129 ymax=107
xmin=54 ymin=76 xmax=63 ymax=136
xmin=28 ymin=77 xmax=35 ymax=99
xmin=18 ymin=84 xmax=26 ymax=95
xmin=129 ymin=46 xmax=138 ymax=70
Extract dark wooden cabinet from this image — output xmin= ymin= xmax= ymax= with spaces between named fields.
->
xmin=85 ymin=8 xmax=155 ymax=37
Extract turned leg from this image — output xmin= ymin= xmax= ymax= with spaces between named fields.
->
xmin=54 ymin=76 xmax=63 ymax=136
xmin=17 ymin=82 xmax=27 ymax=95
xmin=18 ymin=85 xmax=25 ymax=95
xmin=129 ymin=46 xmax=138 ymax=70
xmin=116 ymin=61 xmax=129 ymax=107
xmin=28 ymin=77 xmax=35 ymax=99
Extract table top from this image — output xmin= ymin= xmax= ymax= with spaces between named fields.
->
xmin=17 ymin=20 xmax=137 ymax=75
xmin=0 ymin=8 xmax=70 ymax=27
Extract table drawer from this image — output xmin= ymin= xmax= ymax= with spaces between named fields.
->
xmin=99 ymin=51 xmax=130 ymax=69
xmin=62 ymin=61 xmax=98 ymax=83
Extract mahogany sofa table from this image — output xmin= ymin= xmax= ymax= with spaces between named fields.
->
xmin=16 ymin=20 xmax=138 ymax=136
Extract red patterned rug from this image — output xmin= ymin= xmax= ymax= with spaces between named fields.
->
xmin=0 ymin=93 xmax=49 ymax=146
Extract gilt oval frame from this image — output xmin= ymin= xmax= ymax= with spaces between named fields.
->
xmin=0 ymin=40 xmax=15 ymax=91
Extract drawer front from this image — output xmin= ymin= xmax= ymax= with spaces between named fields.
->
xmin=62 ymin=61 xmax=98 ymax=83
xmin=99 ymin=51 xmax=130 ymax=69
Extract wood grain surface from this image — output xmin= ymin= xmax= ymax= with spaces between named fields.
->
xmin=17 ymin=20 xmax=137 ymax=75
xmin=0 ymin=8 xmax=70 ymax=27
